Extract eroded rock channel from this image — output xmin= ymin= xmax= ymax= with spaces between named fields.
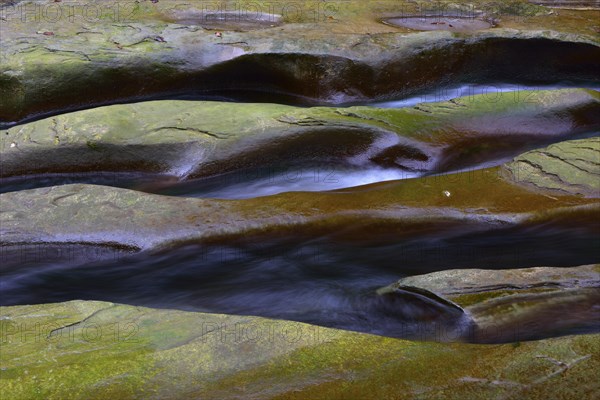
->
xmin=1 ymin=2 xmax=599 ymax=398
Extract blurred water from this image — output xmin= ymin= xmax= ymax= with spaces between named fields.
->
xmin=2 ymin=84 xmax=599 ymax=196
xmin=151 ymin=166 xmax=420 ymax=199
xmin=2 ymin=219 xmax=598 ymax=342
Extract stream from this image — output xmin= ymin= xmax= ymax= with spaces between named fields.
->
xmin=1 ymin=82 xmax=599 ymax=344
xmin=2 ymin=215 xmax=598 ymax=342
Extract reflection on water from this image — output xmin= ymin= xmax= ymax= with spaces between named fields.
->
xmin=2 ymin=220 xmax=598 ymax=343
xmin=0 ymin=166 xmax=419 ymax=198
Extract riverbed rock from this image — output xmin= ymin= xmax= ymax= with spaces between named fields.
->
xmin=1 ymin=159 xmax=598 ymax=253
xmin=1 ymin=0 xmax=599 ymax=123
xmin=1 ymin=300 xmax=599 ymax=399
xmin=388 ymin=264 xmax=600 ymax=295
xmin=503 ymin=137 xmax=600 ymax=198
xmin=380 ymin=264 xmax=600 ymax=342
xmin=1 ymin=89 xmax=598 ymax=181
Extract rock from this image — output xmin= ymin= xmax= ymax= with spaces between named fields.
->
xmin=0 ymin=158 xmax=598 ymax=252
xmin=387 ymin=264 xmax=600 ymax=295
xmin=503 ymin=137 xmax=600 ymax=198
xmin=380 ymin=264 xmax=600 ymax=342
xmin=382 ymin=16 xmax=492 ymax=32
xmin=1 ymin=89 xmax=598 ymax=181
xmin=165 ymin=9 xmax=283 ymax=31
xmin=1 ymin=300 xmax=599 ymax=399
xmin=1 ymin=6 xmax=599 ymax=124
xmin=529 ymin=0 xmax=600 ymax=9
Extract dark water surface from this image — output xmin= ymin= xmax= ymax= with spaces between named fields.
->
xmin=2 ymin=220 xmax=598 ymax=342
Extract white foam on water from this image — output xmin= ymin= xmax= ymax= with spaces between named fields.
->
xmin=194 ymin=167 xmax=421 ymax=199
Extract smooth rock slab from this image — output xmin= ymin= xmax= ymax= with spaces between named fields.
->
xmin=165 ymin=10 xmax=283 ymax=31
xmin=503 ymin=137 xmax=600 ymax=197
xmin=1 ymin=300 xmax=599 ymax=399
xmin=390 ymin=264 xmax=600 ymax=295
xmin=380 ymin=264 xmax=600 ymax=342
xmin=2 ymin=89 xmax=598 ymax=181
xmin=0 ymin=161 xmax=598 ymax=252
xmin=382 ymin=16 xmax=493 ymax=31
xmin=1 ymin=18 xmax=599 ymax=123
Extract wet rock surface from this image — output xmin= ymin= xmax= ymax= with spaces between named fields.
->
xmin=503 ymin=137 xmax=600 ymax=197
xmin=382 ymin=16 xmax=493 ymax=31
xmin=1 ymin=20 xmax=599 ymax=124
xmin=381 ymin=264 xmax=600 ymax=342
xmin=1 ymin=300 xmax=599 ymax=400
xmin=1 ymin=160 xmax=598 ymax=251
xmin=1 ymin=89 xmax=598 ymax=185
xmin=1 ymin=1 xmax=599 ymax=398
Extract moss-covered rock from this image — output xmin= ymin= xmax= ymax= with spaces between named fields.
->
xmin=503 ymin=137 xmax=600 ymax=198
xmin=2 ymin=89 xmax=598 ymax=180
xmin=1 ymin=0 xmax=599 ymax=123
xmin=1 ymin=300 xmax=599 ymax=399
xmin=380 ymin=264 xmax=600 ymax=342
xmin=1 ymin=137 xmax=599 ymax=253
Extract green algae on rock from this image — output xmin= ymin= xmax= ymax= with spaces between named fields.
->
xmin=1 ymin=12 xmax=599 ymax=123
xmin=2 ymin=89 xmax=599 ymax=180
xmin=503 ymin=137 xmax=600 ymax=198
xmin=1 ymin=300 xmax=599 ymax=399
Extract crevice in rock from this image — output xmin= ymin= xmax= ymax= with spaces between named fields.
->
xmin=47 ymin=304 xmax=117 ymax=339
xmin=149 ymin=126 xmax=227 ymax=139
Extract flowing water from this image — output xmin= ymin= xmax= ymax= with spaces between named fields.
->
xmin=2 ymin=218 xmax=598 ymax=342
xmin=2 ymin=83 xmax=599 ymax=343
